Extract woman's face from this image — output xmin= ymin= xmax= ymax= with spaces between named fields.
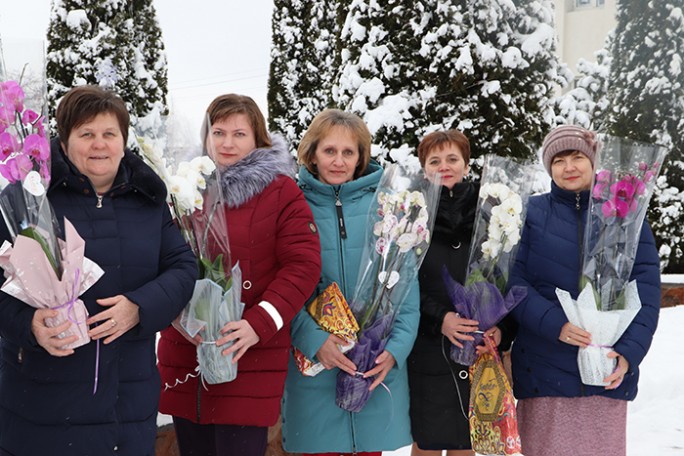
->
xmin=63 ymin=112 xmax=124 ymax=194
xmin=207 ymin=113 xmax=257 ymax=167
xmin=423 ymin=144 xmax=468 ymax=190
xmin=551 ymin=151 xmax=594 ymax=192
xmin=312 ymin=126 xmax=360 ymax=185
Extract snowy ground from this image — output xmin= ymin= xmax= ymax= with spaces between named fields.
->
xmin=386 ymin=305 xmax=684 ymax=456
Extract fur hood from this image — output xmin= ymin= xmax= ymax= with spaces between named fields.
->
xmin=219 ymin=134 xmax=296 ymax=208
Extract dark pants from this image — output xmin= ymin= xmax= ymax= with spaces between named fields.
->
xmin=173 ymin=417 xmax=268 ymax=456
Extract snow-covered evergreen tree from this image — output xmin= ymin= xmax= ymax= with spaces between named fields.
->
xmin=334 ymin=0 xmax=429 ymax=167
xmin=603 ymin=1 xmax=684 ymax=271
xmin=46 ymin=0 xmax=168 ymax=133
xmin=553 ymin=46 xmax=611 ymax=131
xmin=267 ymin=0 xmax=339 ymax=153
xmin=332 ymin=0 xmax=568 ymax=168
xmin=451 ymin=0 xmax=568 ymax=161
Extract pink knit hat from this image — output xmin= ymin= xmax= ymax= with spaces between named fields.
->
xmin=541 ymin=125 xmax=598 ymax=175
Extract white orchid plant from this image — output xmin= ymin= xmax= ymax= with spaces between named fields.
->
xmin=138 ymin=136 xmax=231 ymax=290
xmin=466 ymin=157 xmax=534 ymax=293
xmin=353 ymin=165 xmax=439 ymax=333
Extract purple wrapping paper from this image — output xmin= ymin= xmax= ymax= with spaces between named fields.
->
xmin=442 ymin=267 xmax=526 ymax=365
xmin=335 ymin=314 xmax=392 ymax=412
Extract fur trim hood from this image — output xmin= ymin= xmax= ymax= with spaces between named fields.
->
xmin=219 ymin=134 xmax=296 ymax=208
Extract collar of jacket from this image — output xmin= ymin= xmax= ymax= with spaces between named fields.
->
xmin=297 ymin=160 xmax=383 ymax=199
xmin=217 ymin=134 xmax=296 ymax=208
xmin=48 ymin=137 xmax=167 ymax=204
xmin=550 ymin=179 xmax=590 ymax=209
xmin=433 ymin=181 xmax=479 ymax=237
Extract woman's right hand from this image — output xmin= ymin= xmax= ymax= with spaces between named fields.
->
xmin=559 ymin=322 xmax=592 ymax=347
xmin=441 ymin=311 xmax=479 ymax=348
xmin=171 ymin=315 xmax=203 ymax=347
xmin=31 ymin=309 xmax=79 ymax=357
xmin=316 ymin=334 xmax=357 ymax=375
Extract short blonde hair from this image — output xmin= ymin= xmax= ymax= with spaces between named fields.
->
xmin=297 ymin=109 xmax=371 ymax=179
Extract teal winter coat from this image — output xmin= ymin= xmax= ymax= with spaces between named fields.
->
xmin=282 ymin=163 xmax=420 ymax=453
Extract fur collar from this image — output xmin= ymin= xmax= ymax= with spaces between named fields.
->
xmin=218 ymin=134 xmax=296 ymax=208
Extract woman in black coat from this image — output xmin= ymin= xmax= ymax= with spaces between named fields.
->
xmin=0 ymin=85 xmax=197 ymax=455
xmin=407 ymin=130 xmax=501 ymax=456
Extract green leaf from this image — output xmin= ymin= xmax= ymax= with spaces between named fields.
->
xmin=19 ymin=227 xmax=59 ymax=275
xmin=466 ymin=268 xmax=487 ymax=286
xmin=198 ymin=254 xmax=230 ymax=292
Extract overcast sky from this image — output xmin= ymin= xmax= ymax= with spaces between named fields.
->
xmin=0 ymin=1 xmax=274 ymax=132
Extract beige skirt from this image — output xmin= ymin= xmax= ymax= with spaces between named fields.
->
xmin=517 ymin=396 xmax=627 ymax=456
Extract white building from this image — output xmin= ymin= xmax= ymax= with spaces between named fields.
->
xmin=554 ymin=0 xmax=618 ymax=74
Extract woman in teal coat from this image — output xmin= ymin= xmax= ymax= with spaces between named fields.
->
xmin=282 ymin=109 xmax=419 ymax=455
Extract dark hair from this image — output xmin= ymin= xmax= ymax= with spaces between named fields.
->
xmin=417 ymin=129 xmax=471 ymax=168
xmin=56 ymin=85 xmax=130 ymax=144
xmin=202 ymin=94 xmax=271 ymax=149
xmin=297 ymin=109 xmax=372 ymax=179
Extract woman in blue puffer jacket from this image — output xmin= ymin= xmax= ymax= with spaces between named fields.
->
xmin=507 ymin=125 xmax=661 ymax=456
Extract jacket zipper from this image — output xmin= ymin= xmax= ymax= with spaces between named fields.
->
xmin=575 ymin=192 xmax=583 ymax=282
xmin=196 ymin=380 xmax=202 ymax=422
xmin=96 ymin=194 xmax=103 ymax=208
xmin=575 ymin=192 xmax=586 ymax=397
xmin=350 ymin=411 xmax=357 ymax=454
xmin=334 ymin=188 xmax=347 ymax=239
xmin=334 ymin=188 xmax=348 ymax=292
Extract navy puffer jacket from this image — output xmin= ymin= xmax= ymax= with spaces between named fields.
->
xmin=0 ymin=139 xmax=197 ymax=456
xmin=508 ymin=181 xmax=660 ymax=401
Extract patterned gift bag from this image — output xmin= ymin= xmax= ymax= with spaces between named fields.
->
xmin=469 ymin=335 xmax=522 ymax=455
xmin=293 ymin=282 xmax=359 ymax=376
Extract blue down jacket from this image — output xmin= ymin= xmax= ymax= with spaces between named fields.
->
xmin=0 ymin=139 xmax=197 ymax=455
xmin=282 ymin=163 xmax=420 ymax=453
xmin=508 ymin=181 xmax=660 ymax=402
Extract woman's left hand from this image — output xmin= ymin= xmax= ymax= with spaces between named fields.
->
xmin=364 ymin=350 xmax=396 ymax=392
xmin=603 ymin=351 xmax=629 ymax=390
xmin=475 ymin=326 xmax=502 ymax=355
xmin=87 ymin=295 xmax=140 ymax=344
xmin=217 ymin=319 xmax=260 ymax=363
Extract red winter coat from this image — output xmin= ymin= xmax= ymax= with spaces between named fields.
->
xmin=158 ymin=137 xmax=321 ymax=426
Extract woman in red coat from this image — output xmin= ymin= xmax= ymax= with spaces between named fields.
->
xmin=157 ymin=94 xmax=321 ymax=456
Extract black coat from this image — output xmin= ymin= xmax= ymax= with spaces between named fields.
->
xmin=407 ymin=182 xmax=478 ymax=449
xmin=0 ymin=140 xmax=197 ymax=455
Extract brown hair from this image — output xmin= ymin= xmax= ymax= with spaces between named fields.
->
xmin=297 ymin=109 xmax=372 ymax=179
xmin=417 ymin=129 xmax=471 ymax=168
xmin=56 ymin=85 xmax=130 ymax=144
xmin=202 ymin=94 xmax=271 ymax=149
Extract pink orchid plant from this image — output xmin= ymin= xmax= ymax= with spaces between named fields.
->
xmin=0 ymin=80 xmax=50 ymax=187
xmin=581 ymin=136 xmax=667 ymax=310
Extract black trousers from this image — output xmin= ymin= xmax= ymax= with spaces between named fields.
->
xmin=173 ymin=416 xmax=268 ymax=456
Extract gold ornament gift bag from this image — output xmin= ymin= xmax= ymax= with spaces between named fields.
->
xmin=469 ymin=335 xmax=522 ymax=455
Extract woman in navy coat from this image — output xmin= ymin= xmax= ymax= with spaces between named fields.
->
xmin=0 ymin=86 xmax=197 ymax=455
xmin=508 ymin=125 xmax=661 ymax=456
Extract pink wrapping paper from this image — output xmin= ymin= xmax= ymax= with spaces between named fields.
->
xmin=0 ymin=219 xmax=104 ymax=349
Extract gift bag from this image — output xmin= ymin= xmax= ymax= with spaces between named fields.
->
xmin=293 ymin=282 xmax=359 ymax=376
xmin=469 ymin=335 xmax=521 ymax=455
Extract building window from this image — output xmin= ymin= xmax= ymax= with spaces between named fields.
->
xmin=597 ymin=0 xmax=605 ymax=5
xmin=576 ymin=0 xmax=591 ymax=6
